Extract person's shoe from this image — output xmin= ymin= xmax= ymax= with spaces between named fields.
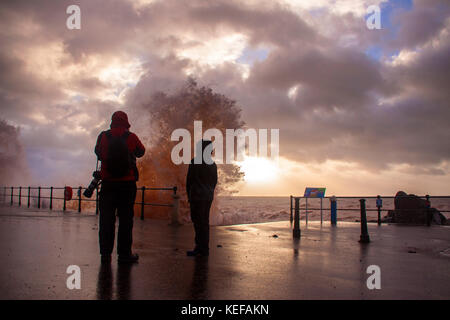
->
xmin=186 ymin=249 xmax=209 ymax=257
xmin=101 ymin=255 xmax=111 ymax=264
xmin=118 ymin=253 xmax=139 ymax=264
xmin=186 ymin=249 xmax=198 ymax=256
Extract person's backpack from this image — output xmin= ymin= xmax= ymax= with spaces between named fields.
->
xmin=105 ymin=131 xmax=131 ymax=178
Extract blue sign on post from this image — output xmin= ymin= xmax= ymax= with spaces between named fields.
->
xmin=304 ymin=188 xmax=326 ymax=224
xmin=304 ymin=188 xmax=326 ymax=198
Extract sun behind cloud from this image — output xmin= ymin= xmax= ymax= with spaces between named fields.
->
xmin=239 ymin=156 xmax=279 ymax=183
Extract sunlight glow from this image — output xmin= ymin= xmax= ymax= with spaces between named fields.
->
xmin=239 ymin=156 xmax=279 ymax=183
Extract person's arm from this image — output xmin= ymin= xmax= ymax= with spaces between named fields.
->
xmin=131 ymin=133 xmax=146 ymax=158
xmin=94 ymin=132 xmax=104 ymax=160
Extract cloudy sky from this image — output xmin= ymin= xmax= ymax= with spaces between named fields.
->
xmin=1 ymin=0 xmax=449 ymax=196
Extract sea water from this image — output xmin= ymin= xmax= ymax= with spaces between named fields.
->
xmin=213 ymin=196 xmax=450 ymax=226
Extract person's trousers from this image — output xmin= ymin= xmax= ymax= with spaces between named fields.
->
xmin=190 ymin=200 xmax=213 ymax=254
xmin=99 ymin=181 xmax=137 ymax=256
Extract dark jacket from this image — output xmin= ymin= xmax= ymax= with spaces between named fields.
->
xmin=186 ymin=159 xmax=217 ymax=202
xmin=95 ymin=111 xmax=145 ymax=182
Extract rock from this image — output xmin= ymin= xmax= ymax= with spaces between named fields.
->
xmin=384 ymin=191 xmax=447 ymax=225
xmin=431 ymin=208 xmax=447 ymax=225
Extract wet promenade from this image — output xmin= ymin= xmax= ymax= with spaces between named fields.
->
xmin=0 ymin=205 xmax=449 ymax=300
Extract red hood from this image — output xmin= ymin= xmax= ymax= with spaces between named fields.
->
xmin=110 ymin=111 xmax=131 ymax=129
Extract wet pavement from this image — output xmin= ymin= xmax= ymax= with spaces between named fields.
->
xmin=0 ymin=205 xmax=449 ymax=299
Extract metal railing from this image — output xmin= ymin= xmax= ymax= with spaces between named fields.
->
xmin=289 ymin=194 xmax=450 ymax=239
xmin=1 ymin=185 xmax=179 ymax=222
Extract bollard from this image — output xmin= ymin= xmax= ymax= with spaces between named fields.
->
xmin=140 ymin=186 xmax=146 ymax=221
xmin=376 ymin=195 xmax=382 ymax=226
xmin=78 ymin=187 xmax=82 ymax=213
xmin=10 ymin=187 xmax=13 ymax=206
xmin=290 ymin=195 xmax=293 ymax=224
xmin=359 ymin=199 xmax=370 ymax=243
xmin=293 ymin=197 xmax=301 ymax=238
xmin=50 ymin=187 xmax=53 ymax=210
xmin=170 ymin=192 xmax=181 ymax=225
xmin=425 ymin=194 xmax=431 ymax=226
xmin=18 ymin=187 xmax=22 ymax=207
xmin=330 ymin=196 xmax=337 ymax=225
xmin=38 ymin=186 xmax=41 ymax=209
xmin=3 ymin=186 xmax=6 ymax=203
xmin=27 ymin=187 xmax=30 ymax=208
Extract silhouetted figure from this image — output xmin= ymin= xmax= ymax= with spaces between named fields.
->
xmin=95 ymin=111 xmax=145 ymax=264
xmin=186 ymin=140 xmax=217 ymax=257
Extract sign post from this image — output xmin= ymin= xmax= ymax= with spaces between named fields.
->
xmin=304 ymin=188 xmax=326 ymax=224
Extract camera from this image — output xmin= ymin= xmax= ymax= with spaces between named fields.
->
xmin=83 ymin=170 xmax=102 ymax=198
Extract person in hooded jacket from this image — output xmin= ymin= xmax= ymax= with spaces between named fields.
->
xmin=95 ymin=111 xmax=145 ymax=264
xmin=186 ymin=140 xmax=218 ymax=257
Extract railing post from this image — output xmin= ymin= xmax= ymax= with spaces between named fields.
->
xmin=320 ymin=197 xmax=323 ymax=224
xmin=38 ymin=186 xmax=41 ymax=209
xmin=330 ymin=196 xmax=337 ymax=225
xmin=3 ymin=186 xmax=6 ymax=203
xmin=170 ymin=187 xmax=180 ymax=225
xmin=140 ymin=186 xmax=145 ymax=220
xmin=293 ymin=197 xmax=301 ymax=238
xmin=359 ymin=199 xmax=370 ymax=243
xmin=290 ymin=195 xmax=293 ymax=224
xmin=50 ymin=187 xmax=53 ymax=210
xmin=78 ymin=186 xmax=82 ymax=213
xmin=27 ymin=187 xmax=30 ymax=208
xmin=10 ymin=187 xmax=13 ymax=206
xmin=18 ymin=187 xmax=22 ymax=207
xmin=95 ymin=187 xmax=99 ymax=215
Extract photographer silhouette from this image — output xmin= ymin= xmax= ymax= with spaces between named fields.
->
xmin=94 ymin=111 xmax=145 ymax=264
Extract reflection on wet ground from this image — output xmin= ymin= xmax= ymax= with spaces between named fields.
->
xmin=1 ymin=206 xmax=450 ymax=299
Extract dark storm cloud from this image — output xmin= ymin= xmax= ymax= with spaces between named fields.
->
xmin=186 ymin=1 xmax=320 ymax=47
xmin=247 ymin=47 xmax=391 ymax=111
xmin=390 ymin=40 xmax=450 ymax=100
xmin=390 ymin=0 xmax=450 ymax=50
xmin=0 ymin=0 xmax=450 ymax=185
